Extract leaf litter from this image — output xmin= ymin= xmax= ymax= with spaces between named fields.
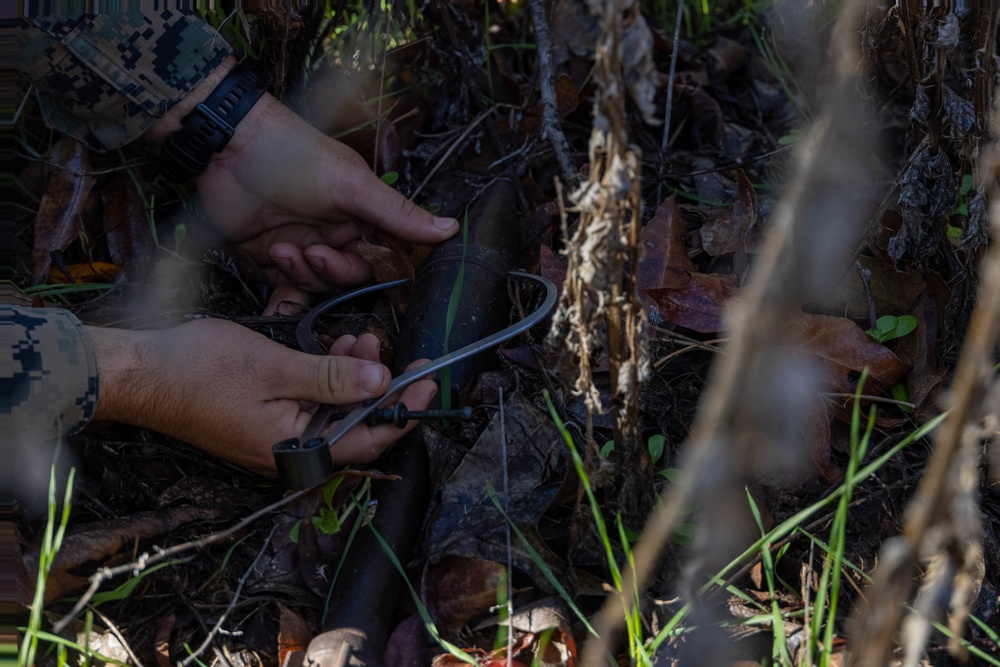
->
xmin=12 ymin=3 xmax=1000 ymax=665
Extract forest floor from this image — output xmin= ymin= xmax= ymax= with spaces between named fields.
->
xmin=13 ymin=2 xmax=1000 ymax=666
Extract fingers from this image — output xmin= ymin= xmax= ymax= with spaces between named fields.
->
xmin=268 ymin=242 xmax=373 ymax=292
xmin=345 ymin=170 xmax=460 ymax=244
xmin=328 ymin=333 xmax=380 ymax=361
xmin=269 ymin=344 xmax=391 ymax=405
xmin=263 ymin=277 xmax=311 ymax=316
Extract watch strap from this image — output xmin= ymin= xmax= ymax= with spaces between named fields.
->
xmin=160 ymin=58 xmax=269 ymax=181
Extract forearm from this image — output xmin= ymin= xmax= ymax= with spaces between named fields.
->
xmin=85 ymin=325 xmax=156 ymax=427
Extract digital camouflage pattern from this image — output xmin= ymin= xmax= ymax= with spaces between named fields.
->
xmin=18 ymin=10 xmax=231 ymax=151
xmin=2 ymin=306 xmax=99 ymax=443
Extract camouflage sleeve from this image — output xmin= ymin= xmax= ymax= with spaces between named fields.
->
xmin=17 ymin=11 xmax=232 ymax=152
xmin=1 ymin=306 xmax=99 ymax=444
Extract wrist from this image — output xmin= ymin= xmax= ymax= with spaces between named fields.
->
xmin=88 ymin=326 xmax=155 ymax=426
xmin=144 ymin=55 xmax=238 ymax=144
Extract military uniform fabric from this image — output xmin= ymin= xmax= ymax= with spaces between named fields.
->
xmin=2 ymin=306 xmax=99 ymax=444
xmin=17 ymin=10 xmax=231 ymax=152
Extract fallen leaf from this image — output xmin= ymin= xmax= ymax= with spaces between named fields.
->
xmin=539 ymin=243 xmax=567 ymax=297
xmin=47 ymin=261 xmax=121 ymax=284
xmin=356 ymin=237 xmax=415 ymax=311
xmin=384 ymin=613 xmax=426 ymax=667
xmin=638 ymin=195 xmax=696 ymax=314
xmin=422 ymin=555 xmax=506 ymax=641
xmin=102 ymin=173 xmax=154 ymax=274
xmin=24 ymin=505 xmax=229 ymax=603
xmin=836 ymin=255 xmax=926 ymax=320
xmin=779 ymin=312 xmax=911 ymax=395
xmin=421 ymin=393 xmax=575 ymax=596
xmin=31 ymin=137 xmax=97 ymax=283
xmin=154 ymin=614 xmax=176 ymax=667
xmin=644 ymin=268 xmax=737 ymax=333
xmin=731 ymin=169 xmax=758 ymax=285
xmin=277 ymin=603 xmax=313 ymax=667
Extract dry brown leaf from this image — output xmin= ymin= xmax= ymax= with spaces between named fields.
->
xmin=102 ymin=173 xmax=154 ymax=273
xmin=31 ymin=137 xmax=97 ymax=283
xmin=644 ymin=267 xmax=737 ymax=333
xmin=24 ymin=505 xmax=228 ymax=603
xmin=47 ymin=261 xmax=121 ymax=284
xmin=779 ymin=312 xmax=911 ymax=394
xmin=277 ymin=603 xmax=313 ymax=667
xmin=731 ymin=168 xmax=758 ymax=285
xmin=638 ymin=195 xmax=695 ymax=312
xmin=154 ymin=614 xmax=176 ymax=667
xmin=422 ymin=555 xmax=506 ymax=641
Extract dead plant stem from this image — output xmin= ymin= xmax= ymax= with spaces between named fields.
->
xmin=526 ymin=0 xmax=576 ymax=184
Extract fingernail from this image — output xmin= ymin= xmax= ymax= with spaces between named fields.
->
xmin=272 ymin=256 xmax=291 ymax=270
xmin=362 ymin=363 xmax=388 ymax=393
xmin=306 ymin=255 xmax=324 ymax=273
xmin=433 ymin=216 xmax=459 ymax=232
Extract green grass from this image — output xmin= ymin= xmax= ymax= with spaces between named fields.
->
xmin=491 ymin=371 xmax=950 ymax=663
xmin=20 ymin=453 xmax=75 ymax=667
xmin=440 ymin=205 xmax=470 ymax=415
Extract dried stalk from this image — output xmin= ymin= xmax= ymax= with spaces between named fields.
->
xmin=580 ymin=1 xmax=871 ymax=663
xmin=847 ymin=85 xmax=1000 ymax=667
xmin=546 ymin=0 xmax=655 ymax=523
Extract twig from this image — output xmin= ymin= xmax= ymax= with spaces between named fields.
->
xmin=410 ymin=105 xmax=497 ymax=200
xmin=179 ymin=523 xmax=277 ymax=667
xmin=53 ymin=487 xmax=309 ymax=633
xmin=656 ymin=0 xmax=686 ymax=203
xmin=526 ymin=0 xmax=575 ymax=184
xmin=89 ymin=605 xmax=146 ymax=667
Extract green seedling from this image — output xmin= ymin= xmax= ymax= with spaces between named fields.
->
xmin=21 ymin=453 xmax=74 ymax=667
xmin=866 ymin=314 xmax=917 ymax=344
xmin=290 ymin=474 xmax=352 ymax=542
xmin=947 ymin=173 xmax=975 ymax=239
xmin=88 ymin=559 xmax=191 ymax=606
xmin=777 ymin=128 xmax=803 ymax=145
xmin=380 ymin=171 xmax=399 ymax=186
xmin=440 ymin=205 xmax=470 ymax=416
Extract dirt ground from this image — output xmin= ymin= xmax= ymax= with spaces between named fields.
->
xmin=13 ymin=2 xmax=1000 ymax=666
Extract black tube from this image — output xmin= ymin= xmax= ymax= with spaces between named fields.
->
xmin=304 ymin=179 xmax=522 ymax=667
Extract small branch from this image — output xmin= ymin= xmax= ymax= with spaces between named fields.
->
xmin=52 ymin=487 xmax=309 ymax=633
xmin=656 ymin=0 xmax=685 ymax=203
xmin=411 ymin=106 xmax=497 ymax=200
xmin=526 ymin=0 xmax=576 ymax=185
xmin=179 ymin=524 xmax=277 ymax=667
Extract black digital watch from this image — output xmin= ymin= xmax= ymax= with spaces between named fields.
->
xmin=159 ymin=57 xmax=269 ymax=182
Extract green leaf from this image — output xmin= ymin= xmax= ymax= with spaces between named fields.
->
xmin=289 ymin=519 xmax=301 ymax=544
xmin=868 ymin=314 xmax=918 ymax=343
xmin=647 ymin=434 xmax=665 ymax=466
xmin=173 ymin=223 xmax=186 ymax=249
xmin=600 ymin=440 xmax=615 ymax=458
xmin=380 ymin=171 xmax=399 ymax=185
xmin=88 ymin=560 xmax=189 ymax=606
xmin=657 ymin=468 xmax=682 ymax=483
xmin=891 ymin=382 xmax=912 ymax=413
xmin=947 ymin=224 xmax=964 ymax=239
xmin=777 ymin=128 xmax=802 ymax=145
xmin=322 ymin=475 xmax=344 ymax=511
xmin=312 ymin=508 xmax=341 ymax=535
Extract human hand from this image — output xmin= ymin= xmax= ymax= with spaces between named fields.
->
xmin=146 ymin=57 xmax=459 ymax=314
xmin=87 ymin=320 xmax=436 ymax=476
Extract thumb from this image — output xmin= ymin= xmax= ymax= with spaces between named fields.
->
xmin=348 ymin=173 xmax=459 ymax=243
xmin=270 ymin=347 xmax=391 ymax=405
